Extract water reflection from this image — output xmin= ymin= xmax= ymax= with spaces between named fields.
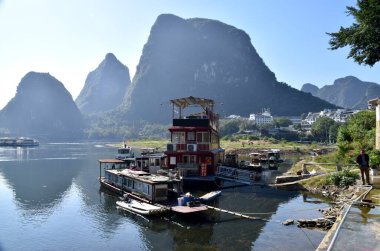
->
xmin=0 ymin=143 xmax=330 ymax=251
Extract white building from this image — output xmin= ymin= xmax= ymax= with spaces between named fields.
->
xmin=249 ymin=109 xmax=273 ymax=126
xmin=301 ymin=109 xmax=361 ymax=131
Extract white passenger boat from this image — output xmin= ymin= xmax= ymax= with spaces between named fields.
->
xmin=116 ymin=199 xmax=168 ymax=216
xmin=115 ymin=144 xmax=134 ymax=159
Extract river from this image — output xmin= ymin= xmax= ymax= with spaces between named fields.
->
xmin=0 ymin=142 xmax=330 ymax=251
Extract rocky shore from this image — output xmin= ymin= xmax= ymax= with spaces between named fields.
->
xmin=282 ymin=184 xmax=366 ymax=232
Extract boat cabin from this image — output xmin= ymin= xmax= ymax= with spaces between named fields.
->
xmin=164 ymin=96 xmax=225 ymax=184
xmin=99 ymin=159 xmax=181 ymax=203
xmin=115 ymin=145 xmax=134 ymax=160
xmin=123 ymin=152 xmax=166 ymax=174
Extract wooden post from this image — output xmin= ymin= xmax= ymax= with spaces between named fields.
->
xmin=99 ymin=162 xmax=101 ymax=179
xmin=376 ymin=103 xmax=380 ymax=150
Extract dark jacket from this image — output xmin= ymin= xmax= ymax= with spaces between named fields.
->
xmin=356 ymin=153 xmax=369 ymax=168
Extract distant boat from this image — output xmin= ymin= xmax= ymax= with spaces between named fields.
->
xmin=0 ymin=137 xmax=39 ymax=147
xmin=248 ymin=152 xmax=262 ymax=171
xmin=116 ymin=198 xmax=168 ymax=216
xmin=115 ymin=144 xmax=134 ymax=159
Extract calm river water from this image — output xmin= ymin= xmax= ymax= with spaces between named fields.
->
xmin=0 ymin=143 xmax=330 ymax=251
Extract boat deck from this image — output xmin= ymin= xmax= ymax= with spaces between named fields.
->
xmin=171 ymin=205 xmax=208 ymax=214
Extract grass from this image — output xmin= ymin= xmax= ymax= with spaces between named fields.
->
xmin=220 ymin=139 xmax=315 ymax=152
xmin=109 ymin=138 xmax=315 ymax=151
xmin=116 ymin=139 xmax=168 ymax=150
xmin=299 ymin=174 xmax=329 ymax=188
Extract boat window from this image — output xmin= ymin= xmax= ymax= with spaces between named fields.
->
xmin=155 ymin=188 xmax=167 ymax=198
xmin=172 ymin=132 xmax=185 ymax=143
xmin=143 ymin=184 xmax=150 ymax=195
xmin=118 ymin=148 xmax=130 ymax=154
xmin=170 ymin=157 xmax=176 ymax=165
xmin=187 ymin=131 xmax=195 ymax=141
xmin=183 ymin=155 xmax=196 ymax=164
xmin=149 ymin=158 xmax=160 ymax=166
xmin=196 ymin=132 xmax=209 ymax=143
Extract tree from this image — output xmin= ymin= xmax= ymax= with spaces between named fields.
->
xmin=311 ymin=117 xmax=337 ymax=143
xmin=336 ymin=110 xmax=375 ymax=158
xmin=346 ymin=110 xmax=375 ymax=148
xmin=219 ymin=119 xmax=240 ymax=136
xmin=327 ymin=0 xmax=380 ymax=66
xmin=273 ymin=118 xmax=292 ymax=128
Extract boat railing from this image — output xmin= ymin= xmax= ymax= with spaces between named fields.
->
xmin=216 ymin=166 xmax=257 ymax=183
xmin=177 ymin=163 xmax=199 ymax=177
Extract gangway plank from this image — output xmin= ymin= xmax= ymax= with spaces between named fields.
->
xmin=215 ymin=166 xmax=260 ymax=185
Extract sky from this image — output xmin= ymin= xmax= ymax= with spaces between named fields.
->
xmin=0 ymin=0 xmax=379 ymax=110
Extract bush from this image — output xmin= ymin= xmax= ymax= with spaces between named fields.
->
xmin=326 ymin=168 xmax=359 ymax=187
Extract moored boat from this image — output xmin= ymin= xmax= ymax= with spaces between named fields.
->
xmin=116 ymin=198 xmax=168 ymax=216
xmin=248 ymin=152 xmax=262 ymax=171
xmin=0 ymin=137 xmax=39 ymax=147
xmin=115 ymin=143 xmax=134 ymax=159
xmin=199 ymin=190 xmax=222 ymax=202
xmin=98 ymin=159 xmax=182 ymax=203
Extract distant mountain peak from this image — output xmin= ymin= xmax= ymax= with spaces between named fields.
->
xmin=303 ymin=76 xmax=380 ymax=109
xmin=75 ymin=53 xmax=131 ymax=115
xmin=301 ymin=83 xmax=319 ymax=96
xmin=105 ymin=52 xmax=117 ymax=61
xmin=120 ymin=14 xmax=335 ymax=122
xmin=0 ymin=71 xmax=84 ymax=138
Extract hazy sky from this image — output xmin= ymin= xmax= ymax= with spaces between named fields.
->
xmin=1 ymin=0 xmax=379 ymax=110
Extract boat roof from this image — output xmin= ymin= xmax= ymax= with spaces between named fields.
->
xmin=98 ymin=159 xmax=126 ymax=164
xmin=170 ymin=96 xmax=214 ymax=110
xmin=171 ymin=205 xmax=208 ymax=214
xmin=106 ymin=169 xmax=181 ymax=184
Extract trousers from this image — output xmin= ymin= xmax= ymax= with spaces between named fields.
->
xmin=359 ymin=166 xmax=370 ymax=185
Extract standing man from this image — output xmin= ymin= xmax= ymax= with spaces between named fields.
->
xmin=356 ymin=149 xmax=370 ymax=185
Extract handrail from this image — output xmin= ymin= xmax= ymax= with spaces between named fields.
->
xmin=325 ymin=185 xmax=372 ymax=251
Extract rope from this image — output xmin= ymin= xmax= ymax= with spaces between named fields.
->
xmin=299 ymin=226 xmax=317 ymax=250
xmin=238 ymin=206 xmax=325 ymax=215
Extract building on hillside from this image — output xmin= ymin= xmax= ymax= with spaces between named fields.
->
xmin=249 ymin=108 xmax=273 ymax=126
xmin=301 ymin=109 xmax=361 ymax=131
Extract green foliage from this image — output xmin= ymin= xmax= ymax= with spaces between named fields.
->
xmin=273 ymin=118 xmax=292 ymax=128
xmin=219 ymin=119 xmax=257 ymax=136
xmin=311 ymin=117 xmax=340 ymax=143
xmin=369 ymin=149 xmax=380 ymax=167
xmin=84 ymin=113 xmax=169 ymax=139
xmin=219 ymin=119 xmax=241 ymax=136
xmin=326 ymin=169 xmax=359 ymax=187
xmin=336 ymin=110 xmax=375 ymax=159
xmin=328 ymin=0 xmax=380 ymax=66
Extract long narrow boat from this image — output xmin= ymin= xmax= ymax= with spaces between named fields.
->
xmin=0 ymin=137 xmax=39 ymax=147
xmin=199 ymin=190 xmax=222 ymax=202
xmin=116 ymin=199 xmax=168 ymax=216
